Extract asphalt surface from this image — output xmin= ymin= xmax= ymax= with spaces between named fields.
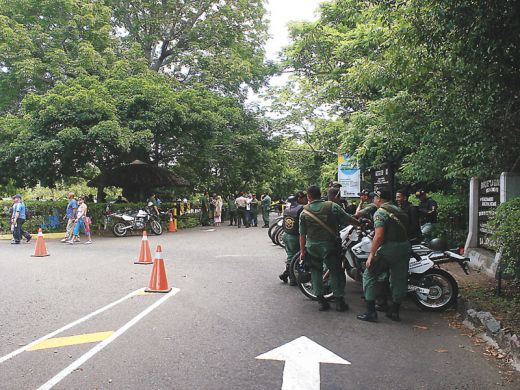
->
xmin=1 ymin=223 xmax=519 ymax=389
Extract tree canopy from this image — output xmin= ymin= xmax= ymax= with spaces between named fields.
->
xmin=281 ymin=0 xmax=520 ymax=190
xmin=0 ymin=0 xmax=284 ymax=196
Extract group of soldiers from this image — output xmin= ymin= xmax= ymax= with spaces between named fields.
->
xmin=279 ymin=183 xmax=438 ymax=323
xmin=200 ymin=191 xmax=272 ymax=228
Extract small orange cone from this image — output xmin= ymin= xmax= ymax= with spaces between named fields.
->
xmin=134 ymin=231 xmax=153 ymax=264
xmin=145 ymin=245 xmax=172 ymax=293
xmin=32 ymin=228 xmax=49 ymax=257
xmin=168 ymin=216 xmax=176 ymax=233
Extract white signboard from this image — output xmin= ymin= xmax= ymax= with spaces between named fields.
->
xmin=338 ymin=152 xmax=360 ymax=197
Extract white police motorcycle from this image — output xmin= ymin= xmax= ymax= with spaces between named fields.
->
xmin=291 ymin=225 xmax=470 ymax=312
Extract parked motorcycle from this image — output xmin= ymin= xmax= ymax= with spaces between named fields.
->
xmin=267 ymin=216 xmax=285 ymax=248
xmin=291 ymin=224 xmax=470 ymax=312
xmin=108 ymin=202 xmax=164 ymax=237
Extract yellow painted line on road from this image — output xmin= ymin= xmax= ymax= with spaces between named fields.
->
xmin=0 ymin=232 xmax=64 ymax=240
xmin=137 ymin=290 xmax=152 ymax=296
xmin=27 ymin=331 xmax=114 ymax=351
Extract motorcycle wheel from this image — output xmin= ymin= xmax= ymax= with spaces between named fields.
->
xmin=275 ymin=228 xmax=285 ymax=248
xmin=150 ymin=220 xmax=163 ymax=235
xmin=289 ymin=252 xmax=300 ymax=282
xmin=344 ymin=249 xmax=358 ymax=281
xmin=112 ymin=222 xmax=128 ymax=237
xmin=291 ymin=253 xmax=334 ymax=301
xmin=268 ymin=222 xmax=279 ymax=240
xmin=410 ymin=268 xmax=458 ymax=312
xmin=270 ymin=225 xmax=281 ymax=245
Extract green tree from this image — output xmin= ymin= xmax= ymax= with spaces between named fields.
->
xmin=110 ymin=0 xmax=270 ymax=97
xmin=9 ymin=75 xmax=151 ymax=188
xmin=282 ymin=0 xmax=520 ymax=189
xmin=0 ymin=0 xmax=115 ymax=111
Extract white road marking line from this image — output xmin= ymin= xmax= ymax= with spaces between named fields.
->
xmin=0 ymin=288 xmax=143 ymax=364
xmin=37 ymin=288 xmax=180 ymax=390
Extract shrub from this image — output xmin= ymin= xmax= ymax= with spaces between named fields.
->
xmin=0 ymin=200 xmax=201 ymax=234
xmin=490 ymin=197 xmax=520 ymax=280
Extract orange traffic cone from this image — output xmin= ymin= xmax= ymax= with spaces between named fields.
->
xmin=31 ymin=228 xmax=49 ymax=257
xmin=134 ymin=231 xmax=153 ymax=265
xmin=168 ymin=216 xmax=176 ymax=233
xmin=145 ymin=245 xmax=172 ymax=293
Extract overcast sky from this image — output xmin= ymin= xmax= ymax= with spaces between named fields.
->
xmin=264 ymin=0 xmax=324 ymax=61
xmin=246 ymin=0 xmax=324 ymax=104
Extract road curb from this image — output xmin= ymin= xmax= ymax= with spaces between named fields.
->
xmin=457 ymin=297 xmax=520 ymax=371
xmin=0 ymin=232 xmax=64 ymax=240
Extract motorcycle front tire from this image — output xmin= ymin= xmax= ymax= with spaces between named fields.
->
xmin=409 ymin=268 xmax=458 ymax=312
xmin=112 ymin=222 xmax=128 ymax=237
xmin=150 ymin=220 xmax=163 ymax=235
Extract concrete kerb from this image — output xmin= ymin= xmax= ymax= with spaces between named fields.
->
xmin=457 ymin=297 xmax=520 ymax=371
xmin=0 ymin=232 xmax=64 ymax=240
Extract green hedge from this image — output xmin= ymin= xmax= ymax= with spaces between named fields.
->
xmin=490 ymin=197 xmax=520 ymax=280
xmin=0 ymin=201 xmax=201 ymax=234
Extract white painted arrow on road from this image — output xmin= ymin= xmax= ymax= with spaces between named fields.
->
xmin=256 ymin=336 xmax=350 ymax=390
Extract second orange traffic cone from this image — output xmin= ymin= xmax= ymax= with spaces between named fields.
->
xmin=168 ymin=216 xmax=176 ymax=233
xmin=145 ymin=245 xmax=172 ymax=293
xmin=31 ymin=228 xmax=49 ymax=257
xmin=134 ymin=231 xmax=153 ymax=264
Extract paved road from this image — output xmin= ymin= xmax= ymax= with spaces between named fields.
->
xmin=1 ymin=224 xmax=519 ymax=389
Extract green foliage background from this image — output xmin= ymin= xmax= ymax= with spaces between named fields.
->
xmin=490 ymin=198 xmax=520 ymax=279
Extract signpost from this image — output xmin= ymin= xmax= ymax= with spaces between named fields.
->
xmin=338 ymin=151 xmax=360 ymax=197
xmin=256 ymin=336 xmax=350 ymax=390
xmin=371 ymin=163 xmax=394 ymax=194
xmin=478 ymin=178 xmax=500 ymax=249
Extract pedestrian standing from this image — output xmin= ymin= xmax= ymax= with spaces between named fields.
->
xmin=235 ymin=192 xmax=249 ymax=228
xmin=245 ymin=194 xmax=252 ymax=228
xmin=299 ymin=186 xmax=358 ymax=311
xmin=61 ymin=192 xmax=78 ymax=243
xmin=214 ymin=195 xmax=223 ymax=227
xmin=10 ymin=194 xmax=31 ymax=244
xmin=250 ymin=194 xmax=259 ymax=227
xmin=227 ymin=194 xmax=237 ymax=226
xmin=357 ymin=190 xmax=411 ymax=322
xmin=201 ymin=192 xmax=210 ymax=226
xmin=261 ymin=192 xmax=271 ymax=228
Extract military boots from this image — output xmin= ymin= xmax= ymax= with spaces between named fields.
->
xmin=278 ymin=265 xmax=290 ymax=283
xmin=335 ymin=297 xmax=349 ymax=312
xmin=386 ymin=302 xmax=401 ymax=321
xmin=357 ymin=300 xmax=378 ymax=322
xmin=317 ymin=295 xmax=330 ymax=311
